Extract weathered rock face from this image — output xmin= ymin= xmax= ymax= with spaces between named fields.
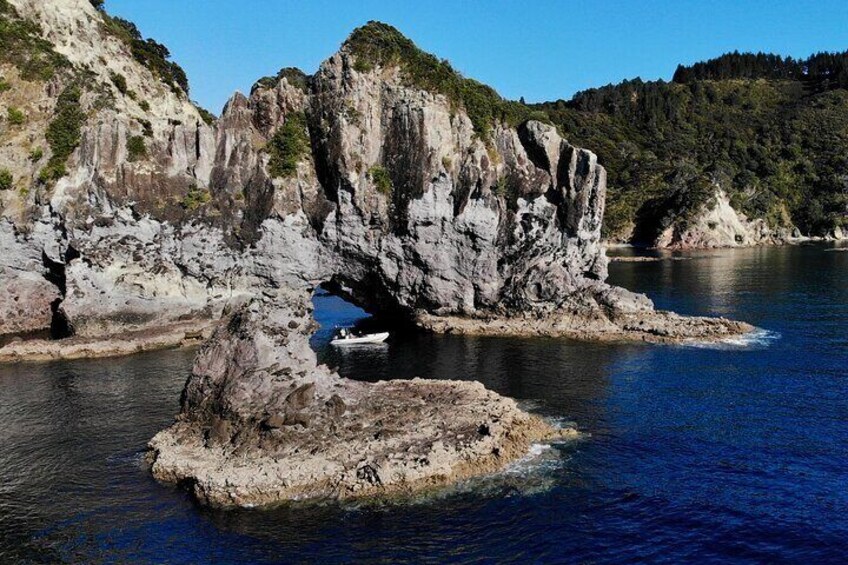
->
xmin=149 ymin=295 xmax=569 ymax=507
xmin=0 ymin=0 xmax=222 ymax=342
xmin=0 ymin=5 xmax=748 ymax=348
xmin=145 ymin=34 xmax=749 ymax=507
xmin=0 ymin=7 xmax=753 ymax=504
xmin=0 ymin=220 xmax=61 ymax=339
xmin=633 ymin=187 xmax=797 ymax=250
xmin=207 ymin=49 xmax=615 ymax=325
xmin=309 ymin=51 xmax=605 ymax=315
xmin=653 ymin=189 xmax=791 ymax=249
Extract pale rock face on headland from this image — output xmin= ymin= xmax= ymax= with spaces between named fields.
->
xmin=0 ymin=4 xmax=750 ymax=504
xmin=636 ymin=188 xmax=811 ymax=250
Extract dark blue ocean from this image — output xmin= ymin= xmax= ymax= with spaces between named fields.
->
xmin=1 ymin=244 xmax=846 ymax=563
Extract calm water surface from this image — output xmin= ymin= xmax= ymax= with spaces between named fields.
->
xmin=1 ymin=244 xmax=846 ymax=563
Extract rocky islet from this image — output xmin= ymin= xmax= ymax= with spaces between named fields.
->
xmin=0 ymin=0 xmax=752 ymax=505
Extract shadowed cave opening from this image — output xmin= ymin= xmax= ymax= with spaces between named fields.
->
xmin=41 ymin=245 xmax=80 ymax=341
xmin=309 ymin=282 xmax=422 ymax=373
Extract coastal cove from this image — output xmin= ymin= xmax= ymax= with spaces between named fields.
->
xmin=1 ymin=244 xmax=845 ymax=562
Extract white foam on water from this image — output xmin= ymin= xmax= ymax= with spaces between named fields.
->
xmin=681 ymin=327 xmax=781 ymax=350
xmin=501 ymin=443 xmax=553 ymax=476
xmin=547 ymin=415 xmax=580 ymax=431
xmin=107 ymin=450 xmax=148 ymax=468
xmin=377 ymin=425 xmax=583 ymax=508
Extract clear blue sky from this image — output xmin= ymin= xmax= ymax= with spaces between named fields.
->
xmin=107 ymin=0 xmax=848 ymax=114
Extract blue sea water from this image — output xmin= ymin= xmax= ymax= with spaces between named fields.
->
xmin=0 ymin=244 xmax=846 ymax=563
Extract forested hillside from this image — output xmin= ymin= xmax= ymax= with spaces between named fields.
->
xmin=536 ymin=51 xmax=848 ymax=241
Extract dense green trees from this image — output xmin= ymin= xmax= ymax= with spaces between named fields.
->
xmin=672 ymin=50 xmax=848 ymax=92
xmin=536 ymin=52 xmax=848 ymax=238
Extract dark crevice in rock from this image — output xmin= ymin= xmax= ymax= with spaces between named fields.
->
xmin=41 ymin=248 xmax=76 ymax=340
xmin=384 ymin=108 xmax=427 ymax=234
xmin=631 ymin=195 xmax=678 ymax=246
xmin=194 ymin=126 xmax=202 ymax=161
xmin=301 ymin=184 xmax=336 ymax=234
xmin=517 ymin=121 xmax=551 ymax=172
xmin=42 ymin=252 xmax=66 ymax=296
xmin=307 ymin=105 xmax=341 ymax=206
xmin=238 ymin=175 xmax=275 ymax=247
xmin=65 ymin=244 xmax=81 ymax=264
xmin=452 ymin=175 xmax=476 ymax=218
xmin=49 ymin=298 xmax=73 ymax=339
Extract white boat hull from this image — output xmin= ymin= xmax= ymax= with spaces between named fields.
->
xmin=330 ymin=332 xmax=389 ymax=346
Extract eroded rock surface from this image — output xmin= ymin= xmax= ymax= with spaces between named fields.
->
xmin=148 ymin=295 xmax=570 ymax=507
xmin=0 ymin=5 xmax=749 ymax=351
xmin=633 ymin=188 xmax=801 ymax=250
xmin=0 ymin=6 xmax=753 ymax=505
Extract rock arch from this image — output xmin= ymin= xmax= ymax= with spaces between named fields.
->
xmin=0 ymin=6 xmax=751 ymax=502
xmin=145 ymin=53 xmax=750 ymax=507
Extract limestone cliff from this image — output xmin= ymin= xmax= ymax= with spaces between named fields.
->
xmin=0 ymin=0 xmax=218 ymax=339
xmin=0 ymin=6 xmax=752 ymax=505
xmin=647 ymin=188 xmax=845 ymax=250
xmin=0 ymin=8 xmax=748 ymax=348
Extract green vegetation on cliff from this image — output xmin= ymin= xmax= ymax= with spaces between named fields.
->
xmin=40 ymin=83 xmax=85 ymax=183
xmin=267 ymin=112 xmax=310 ymax=178
xmin=181 ymin=185 xmax=211 ymax=210
xmin=126 ymin=135 xmax=147 ymax=162
xmin=101 ymin=14 xmax=189 ymax=94
xmin=195 ymin=104 xmax=216 ymax=125
xmin=252 ymin=67 xmax=309 ymax=94
xmin=0 ymin=168 xmax=12 ymax=190
xmin=109 ymin=71 xmax=128 ymax=95
xmin=6 ymin=106 xmax=24 ymax=125
xmin=0 ymin=0 xmax=69 ymax=81
xmin=537 ymin=51 xmax=848 ymax=238
xmin=345 ymin=21 xmax=546 ymax=140
xmin=368 ymin=165 xmax=393 ymax=195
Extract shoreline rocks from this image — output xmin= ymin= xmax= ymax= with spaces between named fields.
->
xmin=0 ymin=320 xmax=214 ymax=363
xmin=147 ymin=297 xmax=575 ymax=508
xmin=0 ymin=320 xmax=213 ymax=363
xmin=416 ymin=310 xmax=753 ymax=344
xmin=625 ymin=188 xmax=846 ymax=251
xmin=0 ymin=5 xmax=761 ymax=506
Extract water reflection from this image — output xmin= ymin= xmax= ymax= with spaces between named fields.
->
xmin=0 ymin=245 xmax=846 ymax=562
xmin=312 ymin=291 xmax=642 ymax=426
xmin=609 ymin=243 xmax=848 ymax=325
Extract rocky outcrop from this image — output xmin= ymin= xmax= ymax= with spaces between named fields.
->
xmin=144 ymin=27 xmax=750 ymax=507
xmin=0 ymin=6 xmax=753 ymax=505
xmin=0 ymin=220 xmax=61 ymax=339
xmin=149 ymin=295 xmax=571 ymax=506
xmin=649 ymin=189 xmax=793 ymax=250
xmin=0 ymin=6 xmax=750 ymax=349
xmin=0 ymin=0 xmax=220 ymax=342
